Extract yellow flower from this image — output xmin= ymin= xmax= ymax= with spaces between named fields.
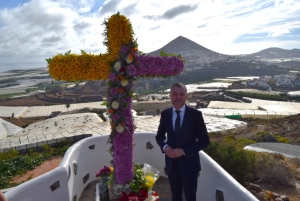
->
xmin=48 ymin=53 xmax=110 ymax=81
xmin=112 ymin=101 xmax=119 ymax=109
xmin=116 ymin=124 xmax=124 ymax=133
xmin=121 ymin=79 xmax=128 ymax=87
xmin=144 ymin=175 xmax=155 ymax=189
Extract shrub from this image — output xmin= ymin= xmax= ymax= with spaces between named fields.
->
xmin=253 ymin=152 xmax=294 ymax=187
xmin=220 ymin=134 xmax=256 ymax=150
xmin=251 ymin=132 xmax=277 ymax=142
xmin=273 ymin=134 xmax=290 ymax=143
xmin=204 ymin=141 xmax=256 ymax=184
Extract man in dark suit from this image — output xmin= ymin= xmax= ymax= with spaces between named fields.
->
xmin=156 ymin=83 xmax=210 ymax=201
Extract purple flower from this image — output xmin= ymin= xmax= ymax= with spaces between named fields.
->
xmin=107 ymin=95 xmax=112 ymax=102
xmin=96 ymin=166 xmax=112 ymax=177
xmin=110 ymin=87 xmax=118 ymax=96
xmin=109 ymin=73 xmax=116 ymax=81
xmin=127 ymin=64 xmax=136 ymax=76
xmin=121 ymin=45 xmax=129 ymax=54
xmin=113 ymin=114 xmax=120 ymax=121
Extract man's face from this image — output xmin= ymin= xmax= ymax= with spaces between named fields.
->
xmin=170 ymin=86 xmax=188 ymax=110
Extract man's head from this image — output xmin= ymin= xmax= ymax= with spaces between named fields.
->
xmin=169 ymin=83 xmax=188 ymax=110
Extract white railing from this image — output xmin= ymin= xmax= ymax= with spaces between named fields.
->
xmin=5 ymin=133 xmax=258 ymax=201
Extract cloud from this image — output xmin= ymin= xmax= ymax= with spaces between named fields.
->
xmin=74 ymin=21 xmax=92 ymax=31
xmin=268 ymin=28 xmax=290 ymax=37
xmin=149 ymin=26 xmax=160 ymax=31
xmin=0 ymin=0 xmax=300 ymax=71
xmin=197 ymin=24 xmax=207 ymax=28
xmin=161 ymin=4 xmax=198 ymax=20
xmin=98 ymin=0 xmax=120 ymax=16
xmin=121 ymin=2 xmax=139 ymax=16
xmin=42 ymin=36 xmax=62 ymax=44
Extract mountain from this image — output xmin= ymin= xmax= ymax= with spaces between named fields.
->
xmin=239 ymin=47 xmax=300 ymax=59
xmin=147 ymin=36 xmax=228 ymax=66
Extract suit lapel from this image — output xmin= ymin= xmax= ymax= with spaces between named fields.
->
xmin=166 ymin=107 xmax=173 ymax=132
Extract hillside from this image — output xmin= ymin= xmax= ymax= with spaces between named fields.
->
xmin=237 ymin=47 xmax=300 ymax=59
xmin=148 ymin=36 xmax=228 ymax=64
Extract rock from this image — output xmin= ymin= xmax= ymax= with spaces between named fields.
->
xmin=274 ymin=194 xmax=290 ymax=201
xmin=247 ymin=183 xmax=262 ymax=192
xmin=272 ymin=192 xmax=281 ymax=199
xmin=279 ymin=195 xmax=290 ymax=201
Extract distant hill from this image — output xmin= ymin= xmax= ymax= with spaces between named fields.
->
xmin=237 ymin=47 xmax=300 ymax=59
xmin=147 ymin=36 xmax=228 ymax=66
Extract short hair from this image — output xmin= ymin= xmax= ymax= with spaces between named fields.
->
xmin=170 ymin=82 xmax=187 ymax=93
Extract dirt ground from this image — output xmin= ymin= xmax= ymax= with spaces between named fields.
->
xmin=10 ymin=156 xmax=62 ymax=184
xmin=0 ymin=96 xmax=57 ymax=106
xmin=2 ymin=116 xmax=48 ymax=128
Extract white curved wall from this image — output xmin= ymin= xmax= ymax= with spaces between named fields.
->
xmin=5 ymin=133 xmax=258 ymax=201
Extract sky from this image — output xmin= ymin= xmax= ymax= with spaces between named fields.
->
xmin=0 ymin=0 xmax=300 ymax=72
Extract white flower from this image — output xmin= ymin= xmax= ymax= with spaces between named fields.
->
xmin=116 ymin=124 xmax=124 ymax=133
xmin=145 ymin=191 xmax=159 ymax=201
xmin=114 ymin=61 xmax=121 ymax=71
xmin=121 ymin=79 xmax=128 ymax=87
xmin=126 ymin=55 xmax=133 ymax=64
xmin=112 ymin=101 xmax=119 ymax=109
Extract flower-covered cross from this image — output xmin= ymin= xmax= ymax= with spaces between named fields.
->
xmin=47 ymin=12 xmax=184 ymax=190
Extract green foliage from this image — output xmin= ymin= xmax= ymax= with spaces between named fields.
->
xmin=204 ymin=141 xmax=256 ymax=184
xmin=225 ymin=91 xmax=285 ymax=101
xmin=220 ymin=134 xmax=256 ymax=150
xmin=129 ymin=164 xmax=147 ymax=193
xmin=273 ymin=134 xmax=290 ymax=143
xmin=0 ymin=152 xmax=51 ymax=188
xmin=0 ymin=140 xmax=73 ymax=189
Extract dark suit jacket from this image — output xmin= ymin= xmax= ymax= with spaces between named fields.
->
xmin=156 ymin=105 xmax=210 ymax=176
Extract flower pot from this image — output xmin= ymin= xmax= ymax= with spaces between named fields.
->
xmin=98 ymin=176 xmax=109 ymax=201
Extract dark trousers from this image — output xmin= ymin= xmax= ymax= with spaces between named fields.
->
xmin=168 ymin=160 xmax=198 ymax=201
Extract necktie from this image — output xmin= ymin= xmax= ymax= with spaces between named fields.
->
xmin=175 ymin=110 xmax=180 ymax=138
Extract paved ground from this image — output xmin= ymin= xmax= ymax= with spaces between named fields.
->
xmin=244 ymin=142 xmax=300 ymax=159
xmin=0 ymin=113 xmax=247 ymax=151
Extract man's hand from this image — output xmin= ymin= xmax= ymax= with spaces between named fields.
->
xmin=165 ymin=146 xmax=176 ymax=158
xmin=173 ymin=148 xmax=184 ymax=157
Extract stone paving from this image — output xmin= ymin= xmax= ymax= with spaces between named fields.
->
xmin=0 ymin=112 xmax=247 ymax=151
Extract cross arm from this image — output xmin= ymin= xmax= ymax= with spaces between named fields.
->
xmin=47 ymin=53 xmax=111 ymax=81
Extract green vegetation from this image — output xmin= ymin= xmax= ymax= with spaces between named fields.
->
xmin=0 ymin=78 xmax=17 ymax=85
xmin=0 ymin=140 xmax=74 ymax=189
xmin=0 ymin=93 xmax=27 ymax=100
xmin=204 ymin=134 xmax=299 ymax=187
xmin=204 ymin=135 xmax=256 ymax=184
xmin=274 ymin=134 xmax=290 ymax=143
xmin=225 ymin=91 xmax=286 ymax=101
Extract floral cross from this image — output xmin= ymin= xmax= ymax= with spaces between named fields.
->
xmin=47 ymin=12 xmax=184 ymax=191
